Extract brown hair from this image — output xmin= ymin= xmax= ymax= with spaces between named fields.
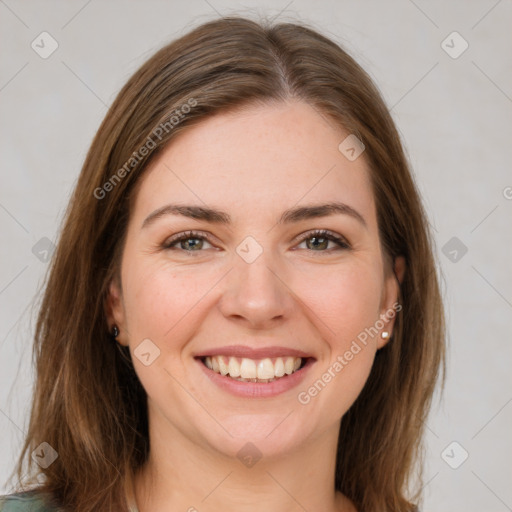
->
xmin=6 ymin=15 xmax=445 ymax=512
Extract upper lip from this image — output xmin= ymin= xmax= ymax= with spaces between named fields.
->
xmin=194 ymin=345 xmax=314 ymax=359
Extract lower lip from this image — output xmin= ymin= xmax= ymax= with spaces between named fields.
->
xmin=196 ymin=358 xmax=315 ymax=398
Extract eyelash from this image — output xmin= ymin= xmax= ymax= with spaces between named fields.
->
xmin=161 ymin=229 xmax=351 ymax=253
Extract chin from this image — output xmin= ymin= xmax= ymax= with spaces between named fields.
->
xmin=197 ymin=412 xmax=316 ymax=463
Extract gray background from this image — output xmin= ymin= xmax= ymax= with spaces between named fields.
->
xmin=1 ymin=1 xmax=511 ymax=510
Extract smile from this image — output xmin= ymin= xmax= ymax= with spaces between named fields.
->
xmin=202 ymin=355 xmax=305 ymax=382
xmin=195 ymin=345 xmax=316 ymax=398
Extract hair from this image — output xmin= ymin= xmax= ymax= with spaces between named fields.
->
xmin=6 ymin=15 xmax=445 ymax=512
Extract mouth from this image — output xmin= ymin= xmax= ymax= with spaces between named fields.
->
xmin=194 ymin=345 xmax=315 ymax=397
xmin=199 ymin=355 xmax=310 ymax=383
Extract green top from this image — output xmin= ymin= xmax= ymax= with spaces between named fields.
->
xmin=0 ymin=491 xmax=59 ymax=511
xmin=0 ymin=491 xmax=140 ymax=512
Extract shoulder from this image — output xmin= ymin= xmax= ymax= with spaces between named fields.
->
xmin=0 ymin=490 xmax=60 ymax=512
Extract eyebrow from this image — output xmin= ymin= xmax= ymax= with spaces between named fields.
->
xmin=141 ymin=201 xmax=367 ymax=230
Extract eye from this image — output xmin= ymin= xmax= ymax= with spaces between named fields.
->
xmin=296 ymin=229 xmax=351 ymax=252
xmin=162 ymin=231 xmax=214 ymax=252
xmin=161 ymin=229 xmax=350 ymax=254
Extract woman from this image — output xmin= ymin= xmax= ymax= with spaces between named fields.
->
xmin=1 ymin=15 xmax=445 ymax=512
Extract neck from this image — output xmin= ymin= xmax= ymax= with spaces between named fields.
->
xmin=133 ymin=404 xmax=355 ymax=512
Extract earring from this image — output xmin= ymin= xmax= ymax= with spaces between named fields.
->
xmin=381 ymin=331 xmax=390 ymax=340
xmin=111 ymin=325 xmax=119 ymax=339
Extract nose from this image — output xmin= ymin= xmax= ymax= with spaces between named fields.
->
xmin=218 ymin=249 xmax=294 ymax=330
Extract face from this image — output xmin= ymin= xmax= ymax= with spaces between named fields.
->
xmin=107 ymin=100 xmax=403 ymax=461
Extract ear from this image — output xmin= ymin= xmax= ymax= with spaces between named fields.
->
xmin=105 ymin=278 xmax=128 ymax=346
xmin=377 ymin=255 xmax=405 ymax=349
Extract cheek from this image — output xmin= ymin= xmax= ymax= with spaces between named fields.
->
xmin=122 ymin=258 xmax=217 ymax=342
xmin=120 ymin=261 xmax=217 ymax=411
xmin=292 ymin=260 xmax=382 ymax=348
xmin=292 ymin=261 xmax=381 ymax=413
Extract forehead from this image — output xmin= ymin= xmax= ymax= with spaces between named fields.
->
xmin=131 ymin=100 xmax=375 ymax=226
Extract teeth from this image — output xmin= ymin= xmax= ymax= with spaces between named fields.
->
xmin=274 ymin=357 xmax=285 ymax=377
xmin=218 ymin=357 xmax=229 ymax=376
xmin=228 ymin=357 xmax=241 ymax=377
xmin=240 ymin=358 xmax=257 ymax=379
xmin=257 ymin=358 xmax=274 ymax=380
xmin=204 ymin=355 xmax=304 ymax=381
xmin=284 ymin=357 xmax=294 ymax=375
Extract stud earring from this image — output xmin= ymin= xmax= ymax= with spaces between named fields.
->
xmin=111 ymin=325 xmax=119 ymax=339
xmin=381 ymin=331 xmax=390 ymax=340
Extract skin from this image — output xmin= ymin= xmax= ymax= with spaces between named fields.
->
xmin=106 ymin=99 xmax=405 ymax=512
